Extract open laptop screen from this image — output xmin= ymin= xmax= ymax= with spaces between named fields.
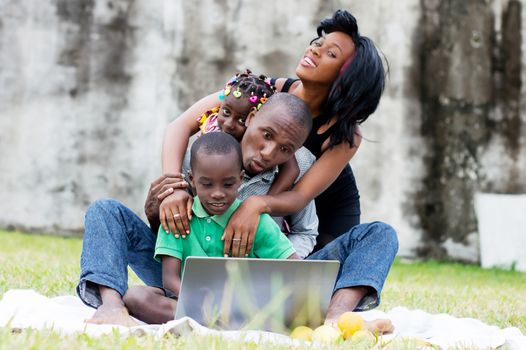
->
xmin=175 ymin=256 xmax=339 ymax=333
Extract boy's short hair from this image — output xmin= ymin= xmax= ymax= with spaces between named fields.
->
xmin=258 ymin=93 xmax=313 ymax=133
xmin=190 ymin=132 xmax=243 ymax=171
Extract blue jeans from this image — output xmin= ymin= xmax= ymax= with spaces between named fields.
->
xmin=77 ymin=199 xmax=162 ymax=308
xmin=77 ymin=199 xmax=398 ymax=311
xmin=308 ymin=221 xmax=398 ymax=310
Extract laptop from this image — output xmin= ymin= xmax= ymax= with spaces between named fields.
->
xmin=174 ymin=256 xmax=339 ymax=332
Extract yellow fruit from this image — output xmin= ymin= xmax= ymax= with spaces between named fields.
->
xmin=351 ymin=329 xmax=376 ymax=346
xmin=337 ymin=312 xmax=365 ymax=339
xmin=289 ymin=326 xmax=314 ymax=341
xmin=312 ymin=324 xmax=343 ymax=344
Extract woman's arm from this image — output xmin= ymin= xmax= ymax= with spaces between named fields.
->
xmin=263 ymin=140 xmax=360 ymax=215
xmin=267 ymin=157 xmax=300 ymax=195
xmin=162 ymin=91 xmax=222 ymax=173
xmin=223 ymin=137 xmax=361 ymax=257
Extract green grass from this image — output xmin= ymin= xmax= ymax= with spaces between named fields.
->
xmin=0 ymin=230 xmax=525 ymax=349
xmin=382 ymin=259 xmax=526 ymax=332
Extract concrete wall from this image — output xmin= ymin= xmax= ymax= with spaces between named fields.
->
xmin=0 ymin=0 xmax=525 ymax=261
xmin=0 ymin=0 xmax=180 ymax=233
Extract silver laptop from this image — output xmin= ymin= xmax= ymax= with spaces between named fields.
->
xmin=174 ymin=256 xmax=339 ymax=332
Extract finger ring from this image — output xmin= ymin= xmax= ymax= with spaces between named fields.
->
xmin=232 ymin=238 xmax=242 ymax=241
xmin=173 ymin=213 xmax=180 ymax=218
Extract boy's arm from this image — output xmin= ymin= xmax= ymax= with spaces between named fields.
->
xmin=155 ymin=225 xmax=184 ymax=294
xmin=287 ymin=252 xmax=300 ymax=259
xmin=268 ymin=157 xmax=300 ymax=195
xmin=161 ymin=255 xmax=182 ymax=295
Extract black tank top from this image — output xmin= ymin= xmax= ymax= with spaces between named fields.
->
xmin=304 ymin=114 xmax=338 ymax=158
xmin=271 ymin=77 xmax=361 ymax=224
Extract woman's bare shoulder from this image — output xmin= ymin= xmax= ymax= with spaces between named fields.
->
xmin=272 ymin=78 xmax=287 ymax=92
xmin=272 ymin=77 xmax=301 ymax=92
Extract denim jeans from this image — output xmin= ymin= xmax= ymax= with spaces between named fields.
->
xmin=77 ymin=199 xmax=398 ymax=311
xmin=308 ymin=221 xmax=398 ymax=311
xmin=77 ymin=199 xmax=162 ymax=308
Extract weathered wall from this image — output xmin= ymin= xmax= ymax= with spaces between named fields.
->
xmin=349 ymin=0 xmax=526 ymax=260
xmin=415 ymin=0 xmax=495 ymax=260
xmin=0 ymin=0 xmax=525 ymax=261
xmin=0 ymin=0 xmax=180 ymax=233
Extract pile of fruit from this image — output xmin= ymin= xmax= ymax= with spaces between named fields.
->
xmin=289 ymin=312 xmax=376 ymax=346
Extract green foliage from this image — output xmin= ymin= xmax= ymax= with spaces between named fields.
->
xmin=0 ymin=230 xmax=525 ymax=349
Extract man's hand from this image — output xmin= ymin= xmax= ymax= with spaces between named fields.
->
xmin=144 ymin=174 xmax=188 ymax=232
xmin=159 ymin=190 xmax=193 ymax=238
xmin=222 ymin=196 xmax=267 ymax=257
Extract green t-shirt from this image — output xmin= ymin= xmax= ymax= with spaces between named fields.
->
xmin=155 ymin=197 xmax=296 ymax=273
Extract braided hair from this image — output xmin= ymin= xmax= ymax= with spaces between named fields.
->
xmin=221 ymin=69 xmax=276 ymax=110
xmin=316 ymin=10 xmax=386 ymax=148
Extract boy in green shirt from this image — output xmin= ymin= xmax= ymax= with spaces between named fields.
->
xmin=123 ymin=132 xmax=298 ymax=324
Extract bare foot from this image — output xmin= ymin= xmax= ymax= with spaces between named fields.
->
xmin=365 ymin=318 xmax=394 ymax=334
xmin=324 ymin=287 xmax=395 ymax=335
xmin=325 ymin=317 xmax=394 ymax=335
xmin=86 ymin=303 xmax=139 ymax=327
xmin=325 ymin=287 xmax=368 ymax=320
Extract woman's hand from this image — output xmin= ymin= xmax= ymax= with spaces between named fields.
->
xmin=222 ymin=196 xmax=268 ymax=257
xmin=144 ymin=174 xmax=188 ymax=232
xmin=159 ymin=189 xmax=193 ymax=238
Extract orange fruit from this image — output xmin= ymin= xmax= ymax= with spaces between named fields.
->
xmin=351 ymin=329 xmax=376 ymax=346
xmin=312 ymin=324 xmax=343 ymax=344
xmin=337 ymin=312 xmax=365 ymax=339
xmin=289 ymin=326 xmax=314 ymax=341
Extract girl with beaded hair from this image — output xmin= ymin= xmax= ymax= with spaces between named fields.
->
xmin=197 ymin=70 xmax=274 ymax=141
xmin=158 ymin=70 xmax=300 ymax=235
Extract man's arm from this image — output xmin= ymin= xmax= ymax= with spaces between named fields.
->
xmin=144 ymin=174 xmax=188 ymax=233
xmin=285 ymin=148 xmax=319 ymax=258
xmin=286 ymin=200 xmax=319 ymax=258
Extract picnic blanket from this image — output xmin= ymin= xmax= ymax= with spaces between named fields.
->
xmin=1 ymin=289 xmax=525 ymax=349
